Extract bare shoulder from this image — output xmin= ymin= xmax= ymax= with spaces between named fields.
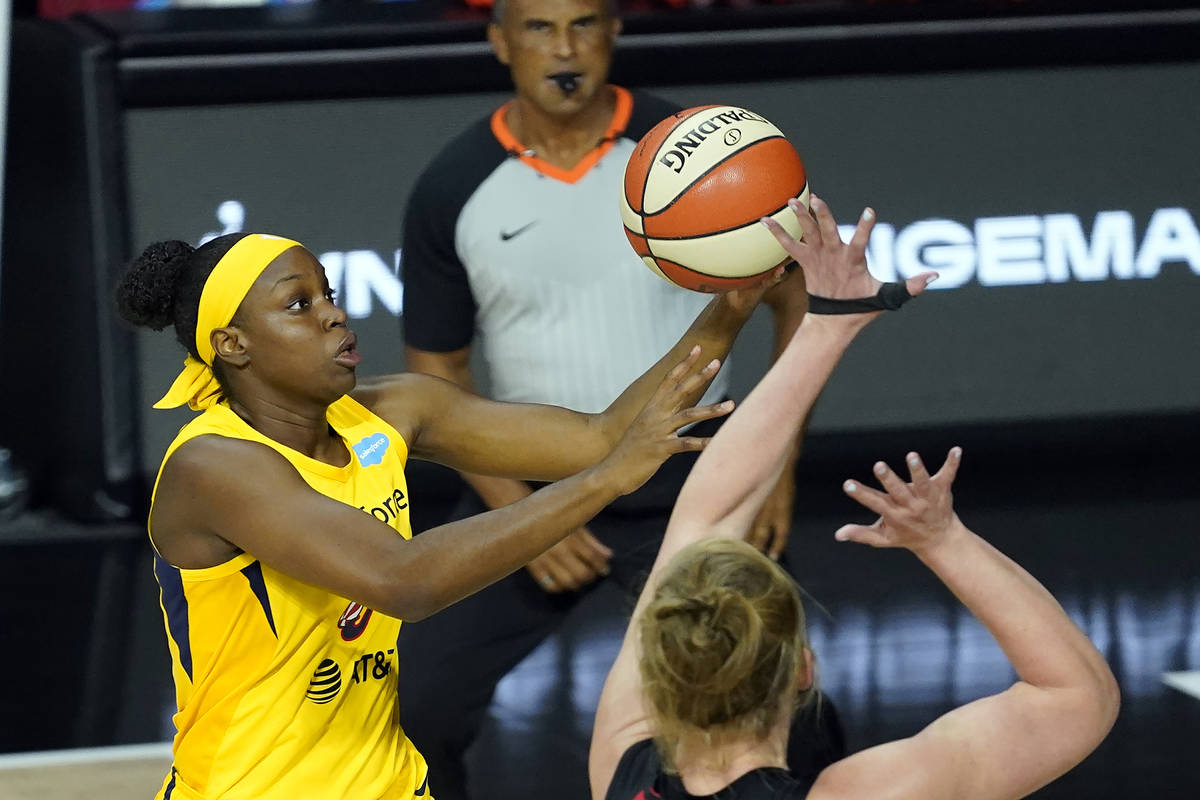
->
xmin=352 ymin=372 xmax=462 ymax=441
xmin=162 ymin=432 xmax=292 ymax=479
xmin=352 ymin=372 xmax=447 ymax=412
xmin=152 ymin=434 xmax=302 ymax=568
xmin=805 ymin=738 xmax=943 ymax=800
xmin=352 ymin=371 xmax=429 ymax=401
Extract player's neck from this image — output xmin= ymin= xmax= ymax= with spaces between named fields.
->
xmin=507 ymin=87 xmax=616 ymax=171
xmin=228 ymin=394 xmax=349 ymax=467
xmin=672 ymin=725 xmax=789 ymax=795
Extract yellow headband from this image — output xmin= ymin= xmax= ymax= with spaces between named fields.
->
xmin=154 ymin=234 xmax=302 ymax=411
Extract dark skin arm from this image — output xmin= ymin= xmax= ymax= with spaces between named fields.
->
xmin=404 ymin=345 xmax=613 ymax=594
xmin=362 ymin=290 xmax=765 ymax=480
xmin=149 ymin=351 xmax=729 ymax=622
xmin=393 ymin=282 xmax=784 ymax=591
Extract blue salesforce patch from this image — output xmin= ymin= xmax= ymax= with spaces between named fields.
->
xmin=352 ymin=433 xmax=390 ymax=467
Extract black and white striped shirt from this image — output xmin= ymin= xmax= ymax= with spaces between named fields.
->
xmin=402 ymin=87 xmax=730 ymax=414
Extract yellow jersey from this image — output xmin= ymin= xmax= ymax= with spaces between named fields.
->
xmin=149 ymin=395 xmax=430 ymax=799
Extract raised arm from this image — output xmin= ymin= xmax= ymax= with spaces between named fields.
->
xmin=589 ymin=195 xmax=935 ymax=798
xmin=743 ymin=277 xmax=809 ymax=560
xmin=807 ymin=450 xmax=1119 ymax=800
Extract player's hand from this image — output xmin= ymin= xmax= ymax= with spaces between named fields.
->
xmin=745 ymin=468 xmax=794 ymax=561
xmin=835 ymin=447 xmax=963 ymax=554
xmin=526 ymin=527 xmax=613 ymax=594
xmin=760 ymin=194 xmax=936 ymax=310
xmin=720 ymin=262 xmax=797 ymax=315
xmin=599 ymin=346 xmax=734 ymax=497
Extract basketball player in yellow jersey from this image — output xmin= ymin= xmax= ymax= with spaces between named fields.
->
xmin=116 ymin=232 xmax=781 ymax=799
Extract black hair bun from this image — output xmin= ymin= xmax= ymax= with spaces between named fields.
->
xmin=116 ymin=240 xmax=195 ymax=331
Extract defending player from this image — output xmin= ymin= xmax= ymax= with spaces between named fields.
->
xmin=590 ymin=199 xmax=1119 ymax=799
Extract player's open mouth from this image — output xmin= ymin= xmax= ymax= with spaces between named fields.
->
xmin=548 ymin=72 xmax=582 ymax=93
xmin=334 ymin=333 xmax=361 ymax=367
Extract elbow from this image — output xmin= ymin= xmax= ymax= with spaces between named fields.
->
xmin=362 ymin=563 xmax=442 ymax=623
xmin=1096 ymin=664 xmax=1121 ymax=733
xmin=380 ymin=583 xmax=441 ymax=623
xmin=1074 ymin=661 xmax=1121 ymax=749
xmin=591 ymin=409 xmax=620 ymax=454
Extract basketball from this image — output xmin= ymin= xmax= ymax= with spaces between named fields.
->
xmin=620 ymin=105 xmax=809 ymax=292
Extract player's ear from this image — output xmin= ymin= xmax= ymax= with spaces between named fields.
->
xmin=488 ymin=23 xmax=510 ymax=66
xmin=212 ymin=326 xmax=250 ymax=369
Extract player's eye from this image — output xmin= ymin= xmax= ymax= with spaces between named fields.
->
xmin=324 ymin=288 xmax=337 ymax=303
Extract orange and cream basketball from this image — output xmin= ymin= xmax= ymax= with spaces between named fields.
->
xmin=620 ymin=105 xmax=809 ymax=292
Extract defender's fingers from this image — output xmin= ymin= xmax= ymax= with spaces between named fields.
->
xmin=834 ymin=521 xmax=890 ymax=548
xmin=905 ymin=452 xmax=932 ymax=496
xmin=933 ymin=446 xmax=964 ymax=485
xmin=788 ymin=196 xmax=821 ymax=246
xmin=810 ymin=194 xmax=840 ymax=245
xmin=846 ymin=207 xmax=876 ymax=263
xmin=905 ymin=272 xmax=939 ymax=298
xmin=842 ymin=479 xmax=895 ymax=516
xmin=872 ymin=461 xmax=915 ymax=503
xmin=761 ymin=214 xmax=814 ymax=261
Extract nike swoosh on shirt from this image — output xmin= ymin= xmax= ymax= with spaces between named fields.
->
xmin=500 ymin=221 xmax=537 ymax=241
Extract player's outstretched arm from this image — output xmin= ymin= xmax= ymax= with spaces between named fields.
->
xmin=155 ymin=350 xmax=730 ymax=623
xmin=590 ymin=196 xmax=935 ymax=799
xmin=806 ymin=450 xmax=1119 ymax=800
xmin=673 ymin=195 xmax=935 ymax=542
xmin=361 ymin=281 xmax=777 ymax=483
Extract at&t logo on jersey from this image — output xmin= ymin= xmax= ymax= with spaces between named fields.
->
xmin=305 ymin=649 xmax=395 ymax=705
xmin=338 ymin=601 xmax=374 ymax=641
xmin=353 ymin=433 xmax=389 ymax=466
xmin=306 ymin=659 xmax=342 ymax=704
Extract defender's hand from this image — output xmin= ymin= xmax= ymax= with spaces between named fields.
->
xmin=835 ymin=447 xmax=963 ymax=554
xmin=761 ymin=194 xmax=936 ymax=307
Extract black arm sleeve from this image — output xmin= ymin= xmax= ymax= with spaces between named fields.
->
xmin=625 ymin=90 xmax=686 ymax=141
xmin=401 ymin=115 xmax=507 ymax=353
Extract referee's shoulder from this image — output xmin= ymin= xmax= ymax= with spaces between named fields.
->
xmin=624 ymin=88 xmax=685 ymax=141
xmin=409 ymin=112 xmax=508 ymax=206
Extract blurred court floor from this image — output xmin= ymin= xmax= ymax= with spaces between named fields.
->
xmin=0 ymin=744 xmax=171 ymax=800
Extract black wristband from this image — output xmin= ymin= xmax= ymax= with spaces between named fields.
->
xmin=807 ymin=281 xmax=913 ymax=314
